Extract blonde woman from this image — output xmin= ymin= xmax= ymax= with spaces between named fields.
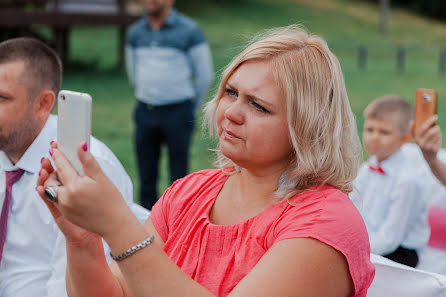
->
xmin=36 ymin=25 xmax=375 ymax=297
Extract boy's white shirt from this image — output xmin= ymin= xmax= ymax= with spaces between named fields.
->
xmin=350 ymin=146 xmax=430 ymax=255
xmin=402 ymin=143 xmax=446 ymax=208
xmin=401 ymin=143 xmax=446 ymax=275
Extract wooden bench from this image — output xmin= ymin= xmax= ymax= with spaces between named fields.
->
xmin=0 ymin=0 xmax=142 ymax=69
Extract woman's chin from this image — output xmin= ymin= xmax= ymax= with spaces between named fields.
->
xmin=220 ymin=148 xmax=241 ymax=164
xmin=220 ymin=149 xmax=234 ymax=161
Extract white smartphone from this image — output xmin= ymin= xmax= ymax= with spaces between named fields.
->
xmin=57 ymin=90 xmax=92 ymax=176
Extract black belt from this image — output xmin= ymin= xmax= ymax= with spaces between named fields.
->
xmin=139 ymin=100 xmax=191 ymax=110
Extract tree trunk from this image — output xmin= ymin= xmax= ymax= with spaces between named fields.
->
xmin=379 ymin=0 xmax=390 ymax=37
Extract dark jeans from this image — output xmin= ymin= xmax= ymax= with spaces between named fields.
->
xmin=383 ymin=246 xmax=419 ymax=268
xmin=134 ymin=100 xmax=194 ymax=210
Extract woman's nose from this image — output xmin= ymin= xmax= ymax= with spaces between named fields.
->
xmin=224 ymin=100 xmax=244 ymax=125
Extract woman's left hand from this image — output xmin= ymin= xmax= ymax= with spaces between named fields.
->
xmin=37 ymin=141 xmax=133 ymax=240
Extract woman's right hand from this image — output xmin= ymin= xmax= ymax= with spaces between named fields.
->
xmin=37 ymin=143 xmax=128 ymax=297
xmin=36 ymin=147 xmax=102 ymax=247
xmin=36 ymin=141 xmax=135 ymax=243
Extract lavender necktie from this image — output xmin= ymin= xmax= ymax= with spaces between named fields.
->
xmin=0 ymin=169 xmax=25 ymax=266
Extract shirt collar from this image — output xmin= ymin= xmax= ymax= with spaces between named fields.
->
xmin=369 ymin=148 xmax=405 ymax=175
xmin=0 ymin=115 xmax=57 ymax=174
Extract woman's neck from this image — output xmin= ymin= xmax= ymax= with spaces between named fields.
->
xmin=223 ymin=165 xmax=289 ymax=214
xmin=209 ymin=168 xmax=285 ymax=225
xmin=240 ymin=168 xmax=283 ymax=198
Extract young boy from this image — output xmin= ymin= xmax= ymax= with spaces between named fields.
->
xmin=351 ymin=94 xmax=430 ymax=267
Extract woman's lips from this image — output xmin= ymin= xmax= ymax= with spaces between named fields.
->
xmin=223 ymin=128 xmax=241 ymax=140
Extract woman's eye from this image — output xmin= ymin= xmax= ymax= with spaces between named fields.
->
xmin=225 ymin=88 xmax=237 ymax=97
xmin=251 ymin=101 xmax=268 ymax=113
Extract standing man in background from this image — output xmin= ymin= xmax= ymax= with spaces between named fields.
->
xmin=125 ymin=0 xmax=214 ymax=210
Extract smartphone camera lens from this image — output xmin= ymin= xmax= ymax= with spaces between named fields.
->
xmin=423 ymin=94 xmax=432 ymax=102
xmin=61 ymin=95 xmax=65 ymax=101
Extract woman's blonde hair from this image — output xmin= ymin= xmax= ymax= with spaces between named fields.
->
xmin=204 ymin=25 xmax=361 ymax=196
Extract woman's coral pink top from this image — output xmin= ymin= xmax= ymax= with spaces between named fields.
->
xmin=152 ymin=169 xmax=375 ymax=297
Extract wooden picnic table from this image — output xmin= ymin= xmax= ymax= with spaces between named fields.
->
xmin=0 ymin=0 xmax=142 ymax=69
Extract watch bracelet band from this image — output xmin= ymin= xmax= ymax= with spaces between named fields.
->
xmin=110 ymin=234 xmax=155 ymax=261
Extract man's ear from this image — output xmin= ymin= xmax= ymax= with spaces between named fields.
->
xmin=34 ymin=90 xmax=56 ymax=119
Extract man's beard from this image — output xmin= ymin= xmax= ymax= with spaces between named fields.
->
xmin=148 ymin=4 xmax=166 ymax=18
xmin=148 ymin=8 xmax=164 ymax=18
xmin=0 ymin=115 xmax=39 ymax=155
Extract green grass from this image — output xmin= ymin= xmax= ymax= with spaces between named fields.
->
xmin=58 ymin=0 xmax=446 ymax=202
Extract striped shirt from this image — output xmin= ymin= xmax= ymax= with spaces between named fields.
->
xmin=125 ymin=9 xmax=214 ymax=108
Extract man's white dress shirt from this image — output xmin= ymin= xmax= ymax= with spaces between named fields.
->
xmin=0 ymin=115 xmax=140 ymax=297
xmin=350 ymin=147 xmax=430 ymax=256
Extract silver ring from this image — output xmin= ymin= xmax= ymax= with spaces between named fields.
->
xmin=44 ymin=185 xmax=59 ymax=202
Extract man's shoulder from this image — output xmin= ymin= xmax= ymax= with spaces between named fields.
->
xmin=89 ymin=136 xmax=126 ymax=174
xmin=131 ymin=17 xmax=147 ymax=28
xmin=89 ymin=136 xmax=133 ymax=203
xmin=174 ymin=10 xmax=200 ymax=29
xmin=128 ymin=17 xmax=148 ymax=35
xmin=90 ymin=137 xmax=118 ymax=163
xmin=90 ymin=136 xmax=108 ymax=152
xmin=173 ymin=10 xmax=205 ymax=41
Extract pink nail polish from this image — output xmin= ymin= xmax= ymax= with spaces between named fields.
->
xmin=50 ymin=141 xmax=54 ymax=145
xmin=40 ymin=157 xmax=44 ymax=164
xmin=82 ymin=142 xmax=88 ymax=152
xmin=49 ymin=149 xmax=53 ymax=157
xmin=38 ymin=169 xmax=41 ymax=176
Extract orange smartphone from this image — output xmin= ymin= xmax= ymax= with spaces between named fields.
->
xmin=414 ymin=88 xmax=438 ymax=136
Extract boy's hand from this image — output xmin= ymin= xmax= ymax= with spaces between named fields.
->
xmin=411 ymin=115 xmax=442 ymax=164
